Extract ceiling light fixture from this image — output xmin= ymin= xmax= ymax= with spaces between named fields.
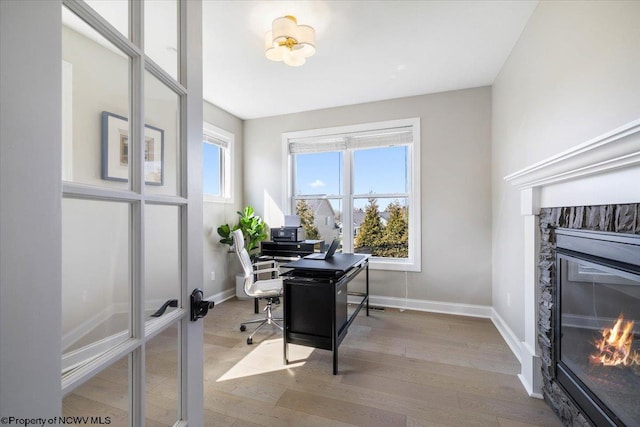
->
xmin=264 ymin=15 xmax=316 ymax=67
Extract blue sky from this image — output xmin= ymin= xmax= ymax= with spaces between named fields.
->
xmin=295 ymin=146 xmax=408 ymax=209
xmin=202 ymin=143 xmax=220 ymax=195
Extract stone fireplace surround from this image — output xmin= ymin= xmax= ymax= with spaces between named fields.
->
xmin=503 ymin=119 xmax=640 ymax=423
xmin=538 ymin=204 xmax=639 ymax=425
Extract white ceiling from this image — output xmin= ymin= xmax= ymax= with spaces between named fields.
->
xmin=202 ymin=1 xmax=539 ymax=120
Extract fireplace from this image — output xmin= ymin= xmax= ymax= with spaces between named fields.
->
xmin=553 ymin=227 xmax=640 ymax=426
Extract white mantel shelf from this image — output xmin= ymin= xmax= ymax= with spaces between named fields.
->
xmin=504 ymin=119 xmax=640 ymax=190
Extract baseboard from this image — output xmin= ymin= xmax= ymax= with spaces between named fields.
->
xmin=348 ymin=294 xmax=493 ymax=318
xmin=206 ymin=287 xmax=236 ymax=305
xmin=490 ymin=307 xmax=523 ymax=364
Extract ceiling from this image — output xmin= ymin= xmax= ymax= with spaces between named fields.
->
xmin=202 ymin=1 xmax=539 ymax=120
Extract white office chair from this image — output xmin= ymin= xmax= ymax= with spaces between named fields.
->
xmin=232 ymin=229 xmax=283 ymax=344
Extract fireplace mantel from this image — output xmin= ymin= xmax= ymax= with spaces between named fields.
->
xmin=503 ymin=119 xmax=640 ymax=399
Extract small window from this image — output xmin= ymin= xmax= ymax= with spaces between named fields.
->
xmin=203 ymin=123 xmax=233 ymax=201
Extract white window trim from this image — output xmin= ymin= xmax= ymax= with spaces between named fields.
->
xmin=203 ymin=122 xmax=234 ymax=203
xmin=282 ymin=118 xmax=421 ymax=272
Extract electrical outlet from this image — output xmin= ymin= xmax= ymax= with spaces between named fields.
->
xmin=210 ymin=271 xmax=215 ymax=281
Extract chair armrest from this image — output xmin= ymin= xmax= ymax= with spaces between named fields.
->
xmin=253 ymin=260 xmax=277 ymax=268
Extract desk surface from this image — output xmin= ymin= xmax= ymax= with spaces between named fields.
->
xmin=281 ymin=253 xmax=367 ymax=273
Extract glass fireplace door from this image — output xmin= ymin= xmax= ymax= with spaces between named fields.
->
xmin=557 ymin=254 xmax=640 ymax=426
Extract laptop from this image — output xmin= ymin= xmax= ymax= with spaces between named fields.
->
xmin=304 ymin=238 xmax=340 ymax=260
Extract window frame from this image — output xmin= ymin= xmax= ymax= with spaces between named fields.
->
xmin=202 ymin=122 xmax=234 ymax=203
xmin=283 ymin=118 xmax=421 ymax=272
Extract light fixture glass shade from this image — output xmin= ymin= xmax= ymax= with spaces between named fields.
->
xmin=264 ymin=30 xmax=284 ymax=61
xmin=295 ymin=25 xmax=316 ymax=57
xmin=271 ymin=16 xmax=298 ymax=43
xmin=283 ymin=49 xmax=305 ymax=67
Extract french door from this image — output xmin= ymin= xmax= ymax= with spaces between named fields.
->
xmin=0 ymin=0 xmax=204 ymax=425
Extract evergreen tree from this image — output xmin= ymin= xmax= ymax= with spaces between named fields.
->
xmin=296 ymin=200 xmax=319 ymax=239
xmin=354 ymin=198 xmax=384 ymax=254
xmin=381 ymin=201 xmax=408 ymax=258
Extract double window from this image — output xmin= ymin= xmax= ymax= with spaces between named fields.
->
xmin=285 ymin=118 xmax=421 ymax=271
xmin=203 ymin=123 xmax=233 ymax=201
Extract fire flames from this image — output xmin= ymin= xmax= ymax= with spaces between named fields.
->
xmin=590 ymin=314 xmax=640 ymax=367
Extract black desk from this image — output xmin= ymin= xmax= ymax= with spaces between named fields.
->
xmin=281 ymin=253 xmax=369 ymax=374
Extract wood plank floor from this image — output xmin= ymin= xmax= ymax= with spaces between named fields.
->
xmin=203 ymin=298 xmax=561 ymax=427
xmin=64 ymin=298 xmax=563 ymax=426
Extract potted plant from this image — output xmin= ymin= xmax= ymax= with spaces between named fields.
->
xmin=217 ymin=206 xmax=268 ymax=299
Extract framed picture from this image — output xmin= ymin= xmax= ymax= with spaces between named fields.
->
xmin=101 ymin=111 xmax=164 ymax=185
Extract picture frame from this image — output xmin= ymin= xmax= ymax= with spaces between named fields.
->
xmin=101 ymin=111 xmax=164 ymax=185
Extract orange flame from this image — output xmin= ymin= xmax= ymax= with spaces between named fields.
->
xmin=590 ymin=314 xmax=640 ymax=367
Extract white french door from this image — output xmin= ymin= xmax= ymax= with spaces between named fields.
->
xmin=0 ymin=0 xmax=204 ymax=425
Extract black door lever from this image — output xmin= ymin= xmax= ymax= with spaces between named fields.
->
xmin=190 ymin=288 xmax=214 ymax=321
xmin=151 ymin=299 xmax=178 ymax=317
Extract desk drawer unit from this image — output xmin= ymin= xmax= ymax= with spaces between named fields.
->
xmin=285 ymin=278 xmax=347 ymax=350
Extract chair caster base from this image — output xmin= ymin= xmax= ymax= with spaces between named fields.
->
xmin=247 ymin=337 xmax=253 ymax=345
xmin=240 ymin=324 xmax=246 ymax=332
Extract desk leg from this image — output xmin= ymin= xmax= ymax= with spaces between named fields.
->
xmin=366 ymin=264 xmax=370 ymax=316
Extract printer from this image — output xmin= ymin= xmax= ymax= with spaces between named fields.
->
xmin=270 ymin=215 xmax=306 ymax=242
xmin=271 ymin=227 xmax=306 ymax=242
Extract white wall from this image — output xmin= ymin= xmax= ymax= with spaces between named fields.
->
xmin=244 ymin=87 xmax=493 ymax=307
xmin=202 ymin=101 xmax=244 ymax=299
xmin=492 ymin=1 xmax=640 ymax=339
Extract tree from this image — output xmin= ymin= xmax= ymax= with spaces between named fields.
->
xmin=296 ymin=200 xmax=320 ymax=239
xmin=380 ymin=201 xmax=408 ymax=258
xmin=354 ymin=198 xmax=384 ymax=254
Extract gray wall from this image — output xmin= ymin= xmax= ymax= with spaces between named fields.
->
xmin=492 ymin=1 xmax=640 ymax=339
xmin=244 ymin=87 xmax=492 ymax=306
xmin=202 ymin=101 xmax=244 ymax=298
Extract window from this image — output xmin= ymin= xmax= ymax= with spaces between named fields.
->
xmin=285 ymin=118 xmax=420 ymax=271
xmin=203 ymin=123 xmax=233 ymax=201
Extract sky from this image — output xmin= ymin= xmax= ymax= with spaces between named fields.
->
xmin=202 ymin=142 xmax=221 ymax=195
xmin=295 ymin=146 xmax=408 ymax=209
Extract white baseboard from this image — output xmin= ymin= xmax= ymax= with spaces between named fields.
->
xmin=348 ymin=294 xmax=493 ymax=318
xmin=206 ymin=287 xmax=236 ymax=305
xmin=490 ymin=307 xmax=523 ymax=364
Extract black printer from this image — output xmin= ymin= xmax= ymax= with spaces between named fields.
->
xmin=271 ymin=227 xmax=306 ymax=242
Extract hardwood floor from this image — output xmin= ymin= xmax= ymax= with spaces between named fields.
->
xmin=203 ymin=298 xmax=561 ymax=427
xmin=64 ymin=298 xmax=563 ymax=426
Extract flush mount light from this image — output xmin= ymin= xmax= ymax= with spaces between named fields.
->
xmin=264 ymin=15 xmax=316 ymax=67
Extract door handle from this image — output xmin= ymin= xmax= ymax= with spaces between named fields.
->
xmin=190 ymin=288 xmax=214 ymax=321
xmin=151 ymin=299 xmax=178 ymax=317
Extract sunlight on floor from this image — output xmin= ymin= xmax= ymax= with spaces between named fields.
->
xmin=216 ymin=338 xmax=314 ymax=382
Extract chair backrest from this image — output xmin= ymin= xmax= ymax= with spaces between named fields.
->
xmin=232 ymin=229 xmax=255 ymax=293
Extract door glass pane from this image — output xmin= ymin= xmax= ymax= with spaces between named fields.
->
xmin=63 ymin=353 xmax=130 ymax=424
xmin=294 ymin=151 xmax=342 ymax=196
xmin=62 ymin=199 xmax=131 ymax=373
xmin=145 ymin=324 xmax=179 ymax=425
xmin=354 ymin=197 xmax=409 ymax=258
xmin=144 ymin=0 xmax=178 ymax=80
xmin=145 ymin=205 xmax=180 ymax=322
xmin=144 ymin=71 xmax=180 ymax=196
xmin=295 ymin=198 xmax=342 ymax=246
xmin=354 ymin=146 xmax=408 ymax=195
xmin=62 ymin=5 xmax=131 ymax=190
xmin=85 ymin=0 xmax=129 ymax=38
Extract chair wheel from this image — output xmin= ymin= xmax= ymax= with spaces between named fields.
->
xmin=247 ymin=337 xmax=253 ymax=345
xmin=240 ymin=324 xmax=246 ymax=332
